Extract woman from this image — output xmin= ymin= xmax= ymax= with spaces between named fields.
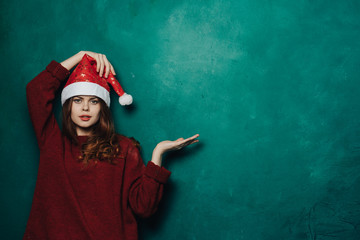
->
xmin=24 ymin=51 xmax=199 ymax=240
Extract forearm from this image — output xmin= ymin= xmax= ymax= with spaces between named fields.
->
xmin=60 ymin=51 xmax=86 ymax=70
xmin=151 ymin=148 xmax=164 ymax=167
xmin=127 ymin=145 xmax=171 ymax=218
xmin=27 ymin=61 xmax=69 ymax=147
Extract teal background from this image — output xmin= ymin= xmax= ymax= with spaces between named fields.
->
xmin=1 ymin=0 xmax=360 ymax=239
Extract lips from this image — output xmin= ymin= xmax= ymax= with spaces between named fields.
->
xmin=79 ymin=115 xmax=91 ymax=121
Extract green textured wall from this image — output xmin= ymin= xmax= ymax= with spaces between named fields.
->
xmin=1 ymin=0 xmax=360 ymax=239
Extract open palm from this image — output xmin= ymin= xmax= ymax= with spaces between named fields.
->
xmin=156 ymin=134 xmax=199 ymax=154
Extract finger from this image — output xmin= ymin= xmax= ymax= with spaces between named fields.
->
xmin=183 ymin=139 xmax=199 ymax=147
xmin=110 ymin=64 xmax=116 ymax=75
xmin=192 ymin=134 xmax=200 ymax=138
xmin=187 ymin=139 xmax=199 ymax=145
xmin=169 ymin=138 xmax=199 ymax=151
xmin=95 ymin=54 xmax=101 ymax=72
xmin=183 ymin=134 xmax=199 ymax=142
xmin=102 ymin=55 xmax=110 ymax=78
xmin=99 ymin=54 xmax=105 ymax=77
xmin=176 ymin=138 xmax=184 ymax=142
xmin=175 ymin=141 xmax=198 ymax=151
xmin=177 ymin=138 xmax=199 ymax=149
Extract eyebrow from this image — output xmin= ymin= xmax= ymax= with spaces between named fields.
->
xmin=73 ymin=96 xmax=99 ymax=100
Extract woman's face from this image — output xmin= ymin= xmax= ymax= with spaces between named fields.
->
xmin=70 ymin=95 xmax=101 ymax=136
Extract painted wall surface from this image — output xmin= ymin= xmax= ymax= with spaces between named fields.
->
xmin=1 ymin=0 xmax=360 ymax=239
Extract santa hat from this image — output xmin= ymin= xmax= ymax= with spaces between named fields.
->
xmin=61 ymin=54 xmax=133 ymax=106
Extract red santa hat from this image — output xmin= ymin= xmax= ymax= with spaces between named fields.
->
xmin=61 ymin=54 xmax=133 ymax=106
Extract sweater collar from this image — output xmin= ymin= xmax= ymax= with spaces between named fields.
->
xmin=77 ymin=135 xmax=89 ymax=144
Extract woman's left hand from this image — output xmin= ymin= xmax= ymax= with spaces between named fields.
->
xmin=151 ymin=134 xmax=199 ymax=166
xmin=154 ymin=134 xmax=200 ymax=156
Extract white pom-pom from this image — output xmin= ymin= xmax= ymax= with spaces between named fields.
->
xmin=119 ymin=93 xmax=133 ymax=106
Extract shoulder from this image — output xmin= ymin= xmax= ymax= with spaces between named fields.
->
xmin=116 ymin=134 xmax=141 ymax=151
xmin=116 ymin=134 xmax=143 ymax=162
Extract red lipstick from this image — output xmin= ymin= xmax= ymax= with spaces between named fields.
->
xmin=79 ymin=115 xmax=91 ymax=121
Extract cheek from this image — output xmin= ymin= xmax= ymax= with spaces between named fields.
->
xmin=70 ymin=105 xmax=78 ymax=120
xmin=94 ymin=106 xmax=101 ymax=121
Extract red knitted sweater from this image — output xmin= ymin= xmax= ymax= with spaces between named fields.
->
xmin=23 ymin=61 xmax=171 ymax=240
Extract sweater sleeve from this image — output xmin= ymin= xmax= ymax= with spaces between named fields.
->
xmin=126 ymin=144 xmax=171 ymax=218
xmin=26 ymin=61 xmax=70 ymax=149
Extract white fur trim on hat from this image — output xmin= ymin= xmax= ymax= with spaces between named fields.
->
xmin=61 ymin=82 xmax=111 ymax=106
xmin=119 ymin=93 xmax=133 ymax=106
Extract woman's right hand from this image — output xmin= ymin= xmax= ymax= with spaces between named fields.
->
xmin=61 ymin=51 xmax=116 ymax=78
xmin=81 ymin=51 xmax=116 ymax=78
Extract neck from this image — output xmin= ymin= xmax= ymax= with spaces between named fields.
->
xmin=76 ymin=126 xmax=92 ymax=136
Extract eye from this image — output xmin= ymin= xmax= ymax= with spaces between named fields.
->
xmin=90 ymin=99 xmax=99 ymax=105
xmin=73 ymin=98 xmax=82 ymax=103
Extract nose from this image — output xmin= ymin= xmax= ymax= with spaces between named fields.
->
xmin=82 ymin=101 xmax=89 ymax=111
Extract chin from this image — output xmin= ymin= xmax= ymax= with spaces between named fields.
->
xmin=75 ymin=123 xmax=96 ymax=132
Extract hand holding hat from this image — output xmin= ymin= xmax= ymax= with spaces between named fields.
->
xmin=61 ymin=53 xmax=133 ymax=106
xmin=83 ymin=52 xmax=116 ymax=78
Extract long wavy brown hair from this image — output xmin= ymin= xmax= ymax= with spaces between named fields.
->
xmin=62 ymin=97 xmax=121 ymax=167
